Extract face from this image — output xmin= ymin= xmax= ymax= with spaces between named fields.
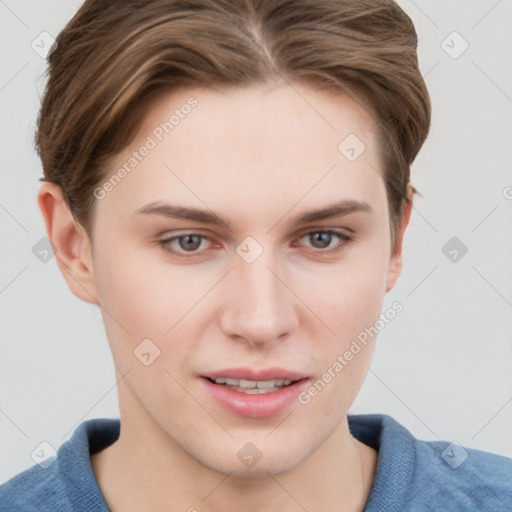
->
xmin=80 ymin=83 xmax=404 ymax=476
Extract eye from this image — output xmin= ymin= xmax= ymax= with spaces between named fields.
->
xmin=295 ymin=229 xmax=354 ymax=255
xmin=158 ymin=233 xmax=213 ymax=257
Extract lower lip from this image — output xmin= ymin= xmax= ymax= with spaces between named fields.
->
xmin=200 ymin=377 xmax=310 ymax=418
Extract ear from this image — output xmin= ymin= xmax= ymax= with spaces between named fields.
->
xmin=37 ymin=182 xmax=99 ymax=305
xmin=385 ymin=185 xmax=414 ymax=293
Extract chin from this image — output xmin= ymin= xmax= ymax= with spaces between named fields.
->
xmin=202 ymin=456 xmax=303 ymax=479
xmin=191 ymin=440 xmax=313 ymax=479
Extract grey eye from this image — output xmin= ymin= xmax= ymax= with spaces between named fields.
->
xmin=176 ymin=234 xmax=203 ymax=251
xmin=309 ymin=231 xmax=334 ymax=249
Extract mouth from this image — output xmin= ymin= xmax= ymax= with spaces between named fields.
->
xmin=199 ymin=368 xmax=310 ymax=418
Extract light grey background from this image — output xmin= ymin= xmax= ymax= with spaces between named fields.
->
xmin=1 ymin=0 xmax=511 ymax=484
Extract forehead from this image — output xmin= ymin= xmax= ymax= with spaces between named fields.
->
xmin=136 ymin=82 xmax=380 ymax=161
xmin=98 ymin=83 xmax=386 ymax=224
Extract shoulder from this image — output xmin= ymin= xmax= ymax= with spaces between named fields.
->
xmin=410 ymin=437 xmax=512 ymax=509
xmin=0 ymin=461 xmax=68 ymax=512
xmin=0 ymin=418 xmax=119 ymax=512
xmin=348 ymin=413 xmax=512 ymax=511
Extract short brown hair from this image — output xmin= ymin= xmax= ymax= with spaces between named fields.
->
xmin=36 ymin=0 xmax=431 ymax=253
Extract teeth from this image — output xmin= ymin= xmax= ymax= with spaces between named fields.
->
xmin=213 ymin=378 xmax=294 ymax=389
xmin=240 ymin=387 xmax=277 ymax=394
xmin=257 ymin=380 xmax=276 ymax=389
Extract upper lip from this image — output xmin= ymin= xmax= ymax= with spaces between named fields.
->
xmin=202 ymin=367 xmax=309 ymax=382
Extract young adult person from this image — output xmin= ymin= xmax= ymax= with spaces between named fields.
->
xmin=1 ymin=1 xmax=511 ymax=510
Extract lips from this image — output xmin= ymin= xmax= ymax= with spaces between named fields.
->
xmin=199 ymin=368 xmax=310 ymax=418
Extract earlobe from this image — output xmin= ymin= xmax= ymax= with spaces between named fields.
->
xmin=37 ymin=182 xmax=99 ymax=305
xmin=385 ymin=186 xmax=414 ymax=293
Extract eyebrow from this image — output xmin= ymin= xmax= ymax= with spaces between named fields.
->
xmin=133 ymin=199 xmax=373 ymax=230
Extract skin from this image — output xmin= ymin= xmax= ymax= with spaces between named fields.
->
xmin=38 ymin=82 xmax=412 ymax=512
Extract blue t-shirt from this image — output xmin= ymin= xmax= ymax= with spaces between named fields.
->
xmin=1 ymin=414 xmax=511 ymax=511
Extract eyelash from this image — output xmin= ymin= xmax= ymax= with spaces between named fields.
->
xmin=157 ymin=229 xmax=355 ymax=258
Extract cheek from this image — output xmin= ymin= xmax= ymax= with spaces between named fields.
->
xmin=95 ymin=240 xmax=191 ymax=324
xmin=307 ymin=247 xmax=389 ymax=342
xmin=92 ymin=243 xmax=169 ymax=356
xmin=309 ymin=275 xmax=382 ymax=383
xmin=92 ymin=238 xmax=221 ymax=375
xmin=296 ymin=241 xmax=389 ymax=405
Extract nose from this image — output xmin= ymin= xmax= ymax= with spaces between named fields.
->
xmin=219 ymin=245 xmax=297 ymax=348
